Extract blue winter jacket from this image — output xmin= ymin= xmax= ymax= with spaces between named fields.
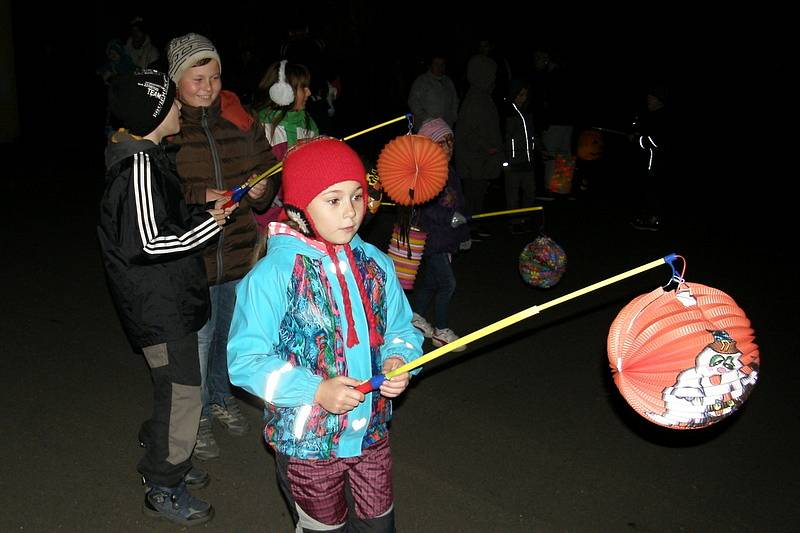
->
xmin=228 ymin=224 xmax=423 ymax=459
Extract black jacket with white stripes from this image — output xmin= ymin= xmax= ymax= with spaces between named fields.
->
xmin=98 ymin=132 xmax=219 ymax=348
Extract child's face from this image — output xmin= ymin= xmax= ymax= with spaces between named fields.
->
xmin=646 ymin=94 xmax=663 ymax=112
xmin=161 ymin=100 xmax=183 ymax=136
xmin=514 ymin=88 xmax=528 ymax=107
xmin=293 ymin=84 xmax=311 ymax=111
xmin=177 ymin=59 xmax=222 ymax=108
xmin=436 ymin=134 xmax=454 ymax=161
xmin=306 ymin=180 xmax=365 ymax=244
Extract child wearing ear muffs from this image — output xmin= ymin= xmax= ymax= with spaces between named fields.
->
xmin=252 ymin=60 xmax=320 ymax=232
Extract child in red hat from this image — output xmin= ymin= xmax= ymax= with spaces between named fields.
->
xmin=227 ymin=137 xmax=423 ymax=532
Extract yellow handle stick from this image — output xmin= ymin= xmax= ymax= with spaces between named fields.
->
xmin=355 ymin=254 xmax=676 ymax=392
xmin=234 ymin=114 xmax=413 ymax=194
xmin=342 ymin=114 xmax=412 ymax=141
xmin=378 ymin=203 xmax=544 ymax=219
xmin=471 ymin=206 xmax=543 ymax=219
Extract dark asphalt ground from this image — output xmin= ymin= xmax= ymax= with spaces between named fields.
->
xmin=1 ymin=138 xmax=796 ymax=532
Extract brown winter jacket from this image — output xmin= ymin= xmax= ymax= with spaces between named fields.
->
xmin=172 ymin=94 xmax=278 ymax=285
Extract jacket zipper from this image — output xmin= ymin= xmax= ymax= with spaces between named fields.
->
xmin=202 ymin=108 xmax=225 ymax=285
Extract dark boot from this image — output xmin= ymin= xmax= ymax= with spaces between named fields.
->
xmin=142 ymin=481 xmax=214 ymax=526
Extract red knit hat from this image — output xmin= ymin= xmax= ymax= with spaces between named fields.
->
xmin=281 ymin=137 xmax=381 ymax=349
xmin=282 ymin=137 xmax=366 ymax=235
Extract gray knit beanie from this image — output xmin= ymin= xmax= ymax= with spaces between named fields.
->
xmin=166 ymin=33 xmax=221 ymax=82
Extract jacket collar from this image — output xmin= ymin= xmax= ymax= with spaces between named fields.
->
xmin=180 ymin=97 xmax=221 ymax=126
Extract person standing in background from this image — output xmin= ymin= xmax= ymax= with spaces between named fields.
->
xmin=630 ymin=84 xmax=671 ymax=231
xmin=408 ymin=52 xmax=459 ymax=131
xmin=504 ymin=79 xmax=538 ymax=234
xmin=124 ymin=16 xmax=160 ymax=70
xmin=251 ymin=59 xmax=320 ymax=233
xmin=455 ymin=53 xmax=503 ymax=238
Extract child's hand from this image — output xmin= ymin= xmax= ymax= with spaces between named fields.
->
xmin=379 ymin=357 xmax=410 ymax=398
xmin=208 ymin=198 xmax=237 ymax=226
xmin=315 ymin=376 xmax=365 ymax=414
xmin=207 ymin=208 xmax=227 ymax=226
xmin=206 ymin=188 xmax=228 ymax=202
xmin=247 ymin=175 xmax=268 ymax=199
xmin=214 ymin=197 xmax=237 ymax=213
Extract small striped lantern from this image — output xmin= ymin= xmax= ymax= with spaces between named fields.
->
xmin=387 ymin=225 xmax=427 ymax=290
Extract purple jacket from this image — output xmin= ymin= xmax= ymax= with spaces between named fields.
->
xmin=416 ymin=166 xmax=470 ymax=254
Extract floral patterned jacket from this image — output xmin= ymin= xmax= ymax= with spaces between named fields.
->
xmin=228 ymin=223 xmax=422 ymax=459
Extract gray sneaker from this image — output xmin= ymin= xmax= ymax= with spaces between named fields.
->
xmin=193 ymin=416 xmax=219 ymax=461
xmin=411 ymin=313 xmax=434 ymax=338
xmin=143 ymin=481 xmax=214 ymax=526
xmin=183 ymin=467 xmax=210 ymax=489
xmin=210 ymin=397 xmax=250 ymax=436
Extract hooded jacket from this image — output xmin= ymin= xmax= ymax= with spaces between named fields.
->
xmin=416 ymin=165 xmax=470 ymax=254
xmin=97 ymin=131 xmax=220 ymax=347
xmin=455 ymin=55 xmax=504 ymax=181
xmin=227 ymin=223 xmax=423 ymax=460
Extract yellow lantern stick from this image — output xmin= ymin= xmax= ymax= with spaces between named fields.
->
xmin=342 ymin=114 xmax=412 ymax=141
xmin=223 ymin=114 xmax=413 ymax=208
xmin=379 ymin=203 xmax=543 ymax=220
xmin=470 ymin=206 xmax=543 ymax=219
xmin=355 ymin=254 xmax=679 ymax=393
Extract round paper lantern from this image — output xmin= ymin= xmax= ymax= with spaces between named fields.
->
xmin=518 ymin=235 xmax=567 ymax=288
xmin=608 ymin=283 xmax=759 ymax=429
xmin=377 ymin=135 xmax=448 ymax=206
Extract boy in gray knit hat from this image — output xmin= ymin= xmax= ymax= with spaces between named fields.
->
xmin=166 ymin=32 xmax=278 ymax=461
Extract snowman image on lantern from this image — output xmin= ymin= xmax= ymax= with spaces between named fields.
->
xmin=646 ymin=330 xmax=759 ymax=428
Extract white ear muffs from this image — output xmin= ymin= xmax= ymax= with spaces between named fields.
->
xmin=269 ymin=60 xmax=295 ymax=106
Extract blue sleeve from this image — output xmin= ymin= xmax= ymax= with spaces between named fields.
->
xmin=227 ymin=260 xmax=323 ymax=407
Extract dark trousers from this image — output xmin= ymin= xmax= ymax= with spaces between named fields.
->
xmin=138 ymin=332 xmax=202 ymax=487
xmin=461 ymin=179 xmax=490 ymax=216
xmin=504 ymin=168 xmax=536 ymax=210
xmin=413 ymin=252 xmax=456 ymax=330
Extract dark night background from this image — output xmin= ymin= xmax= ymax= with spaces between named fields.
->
xmin=5 ymin=3 xmax=789 ymax=227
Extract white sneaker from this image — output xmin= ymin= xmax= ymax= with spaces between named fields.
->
xmin=431 ymin=328 xmax=467 ymax=352
xmin=411 ymin=313 xmax=434 ymax=338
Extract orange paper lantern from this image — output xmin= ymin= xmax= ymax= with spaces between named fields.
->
xmin=608 ymin=283 xmax=759 ymax=429
xmin=377 ymin=135 xmax=448 ymax=206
